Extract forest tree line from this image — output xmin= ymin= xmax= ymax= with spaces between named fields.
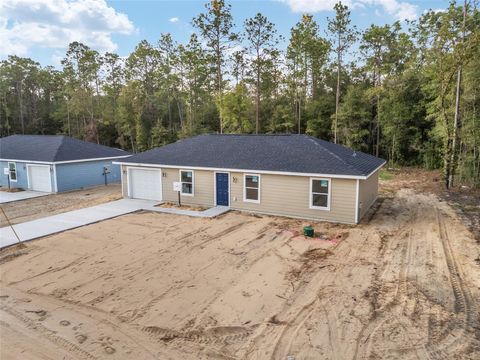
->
xmin=0 ymin=1 xmax=479 ymax=187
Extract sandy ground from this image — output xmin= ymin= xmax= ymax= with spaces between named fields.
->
xmin=0 ymin=185 xmax=122 ymax=227
xmin=0 ymin=177 xmax=479 ymax=359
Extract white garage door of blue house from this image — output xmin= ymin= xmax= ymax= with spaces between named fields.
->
xmin=28 ymin=165 xmax=52 ymax=192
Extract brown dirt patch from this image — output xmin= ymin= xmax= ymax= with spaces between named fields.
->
xmin=1 ymin=174 xmax=479 ymax=359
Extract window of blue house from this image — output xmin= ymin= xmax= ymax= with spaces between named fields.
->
xmin=8 ymin=162 xmax=17 ymax=182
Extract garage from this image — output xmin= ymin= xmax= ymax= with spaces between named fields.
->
xmin=27 ymin=165 xmax=52 ymax=192
xmin=128 ymin=167 xmax=162 ymax=201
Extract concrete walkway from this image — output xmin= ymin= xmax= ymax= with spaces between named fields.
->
xmin=0 ymin=190 xmax=49 ymax=204
xmin=0 ymin=200 xmax=230 ymax=249
xmin=149 ymin=205 xmax=230 ymax=218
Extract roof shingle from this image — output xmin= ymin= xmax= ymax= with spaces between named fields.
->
xmin=119 ymin=134 xmax=385 ymax=177
xmin=0 ymin=135 xmax=130 ymax=162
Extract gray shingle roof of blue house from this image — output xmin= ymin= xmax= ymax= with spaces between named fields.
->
xmin=0 ymin=135 xmax=130 ymax=163
xmin=118 ymin=134 xmax=385 ymax=178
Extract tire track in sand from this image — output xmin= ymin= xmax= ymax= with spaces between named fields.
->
xmin=353 ymin=228 xmax=416 ymax=360
xmin=425 ymin=209 xmax=480 ymax=359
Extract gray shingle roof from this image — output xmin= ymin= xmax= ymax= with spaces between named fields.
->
xmin=120 ymin=134 xmax=385 ymax=177
xmin=0 ymin=135 xmax=130 ymax=162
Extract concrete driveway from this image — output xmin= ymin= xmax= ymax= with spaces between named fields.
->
xmin=0 ymin=199 xmax=156 ymax=248
xmin=0 ymin=198 xmax=230 ymax=249
xmin=0 ymin=190 xmax=49 ymax=204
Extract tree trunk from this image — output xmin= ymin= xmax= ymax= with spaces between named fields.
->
xmin=376 ymin=93 xmax=380 ymax=157
xmin=298 ymin=96 xmax=301 ymax=134
xmin=255 ymin=63 xmax=260 ymax=134
xmin=447 ymin=0 xmax=467 ymax=189
xmin=334 ymin=32 xmax=341 ymax=144
xmin=18 ymin=80 xmax=24 ymax=134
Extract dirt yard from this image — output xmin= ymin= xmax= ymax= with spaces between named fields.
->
xmin=0 ymin=173 xmax=479 ymax=359
xmin=0 ymin=184 xmax=122 ymax=227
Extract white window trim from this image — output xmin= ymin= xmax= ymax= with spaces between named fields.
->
xmin=179 ymin=169 xmax=194 ymax=196
xmin=8 ymin=162 xmax=17 ymax=182
xmin=243 ymin=173 xmax=261 ymax=203
xmin=309 ymin=178 xmax=331 ymax=211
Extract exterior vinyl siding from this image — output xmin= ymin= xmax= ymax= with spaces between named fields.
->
xmin=358 ymin=170 xmax=379 ymax=220
xmin=56 ymin=160 xmax=121 ymax=192
xmin=162 ymin=168 xmax=214 ymax=206
xmin=120 ymin=165 xmax=360 ymax=223
xmin=0 ymin=160 xmax=31 ymax=190
xmin=230 ymin=173 xmax=357 ymax=224
xmin=0 ymin=160 xmax=56 ymax=191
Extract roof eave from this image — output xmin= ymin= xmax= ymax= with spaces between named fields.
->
xmin=113 ymin=160 xmax=374 ymax=180
xmin=365 ymin=160 xmax=387 ymax=179
xmin=1 ymin=155 xmax=130 ymax=165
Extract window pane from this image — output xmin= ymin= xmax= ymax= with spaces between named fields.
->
xmin=181 ymin=171 xmax=192 ymax=183
xmin=245 ymin=175 xmax=259 ymax=188
xmin=312 ymin=193 xmax=328 ymax=208
xmin=8 ymin=163 xmax=17 ymax=180
xmin=246 ymin=188 xmax=258 ymax=201
xmin=182 ymin=183 xmax=193 ymax=194
xmin=312 ymin=179 xmax=328 ymax=194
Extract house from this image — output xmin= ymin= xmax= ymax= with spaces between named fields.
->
xmin=114 ymin=134 xmax=386 ymax=224
xmin=0 ymin=135 xmax=130 ymax=193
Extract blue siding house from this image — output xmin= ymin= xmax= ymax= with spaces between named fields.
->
xmin=0 ymin=135 xmax=130 ymax=193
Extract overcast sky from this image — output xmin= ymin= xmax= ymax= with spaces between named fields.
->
xmin=0 ymin=0 xmax=450 ymax=67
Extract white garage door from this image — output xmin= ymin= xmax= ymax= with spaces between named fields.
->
xmin=28 ymin=165 xmax=52 ymax=192
xmin=128 ymin=168 xmax=162 ymax=201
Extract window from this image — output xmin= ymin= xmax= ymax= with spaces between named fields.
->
xmin=310 ymin=178 xmax=330 ymax=210
xmin=180 ymin=170 xmax=194 ymax=196
xmin=8 ymin=162 xmax=17 ymax=182
xmin=244 ymin=174 xmax=260 ymax=203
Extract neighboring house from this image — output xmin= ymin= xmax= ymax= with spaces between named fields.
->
xmin=0 ymin=135 xmax=131 ymax=193
xmin=115 ymin=134 xmax=385 ymax=224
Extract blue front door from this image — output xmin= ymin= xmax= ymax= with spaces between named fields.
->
xmin=216 ymin=172 xmax=229 ymax=206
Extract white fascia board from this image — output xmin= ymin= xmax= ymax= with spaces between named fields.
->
xmin=1 ymin=155 xmax=131 ymax=166
xmin=112 ymin=161 xmax=369 ymax=180
xmin=53 ymin=155 xmax=131 ymax=165
xmin=0 ymin=158 xmax=52 ymax=165
xmin=365 ymin=161 xmax=387 ymax=179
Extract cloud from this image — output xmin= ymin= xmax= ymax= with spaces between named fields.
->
xmin=0 ymin=0 xmax=136 ymax=57
xmin=279 ymin=0 xmax=352 ymax=13
xmin=169 ymin=17 xmax=179 ymax=23
xmin=280 ymin=0 xmax=417 ymax=21
xmin=360 ymin=0 xmax=418 ymax=21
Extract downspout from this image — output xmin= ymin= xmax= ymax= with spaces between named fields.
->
xmin=355 ymin=179 xmax=360 ymax=224
xmin=52 ymin=164 xmax=58 ymax=193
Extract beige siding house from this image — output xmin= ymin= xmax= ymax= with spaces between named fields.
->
xmin=116 ymin=134 xmax=385 ymax=224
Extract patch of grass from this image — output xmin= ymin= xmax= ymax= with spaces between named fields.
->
xmin=379 ymin=170 xmax=394 ymax=181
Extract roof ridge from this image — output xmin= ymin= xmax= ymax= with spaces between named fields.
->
xmin=304 ymin=135 xmax=361 ymax=175
xmin=52 ymin=135 xmax=68 ymax=162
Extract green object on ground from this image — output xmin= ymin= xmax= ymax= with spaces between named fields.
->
xmin=303 ymin=226 xmax=314 ymax=237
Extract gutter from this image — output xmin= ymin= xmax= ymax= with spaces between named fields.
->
xmin=113 ymin=161 xmax=385 ymax=180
